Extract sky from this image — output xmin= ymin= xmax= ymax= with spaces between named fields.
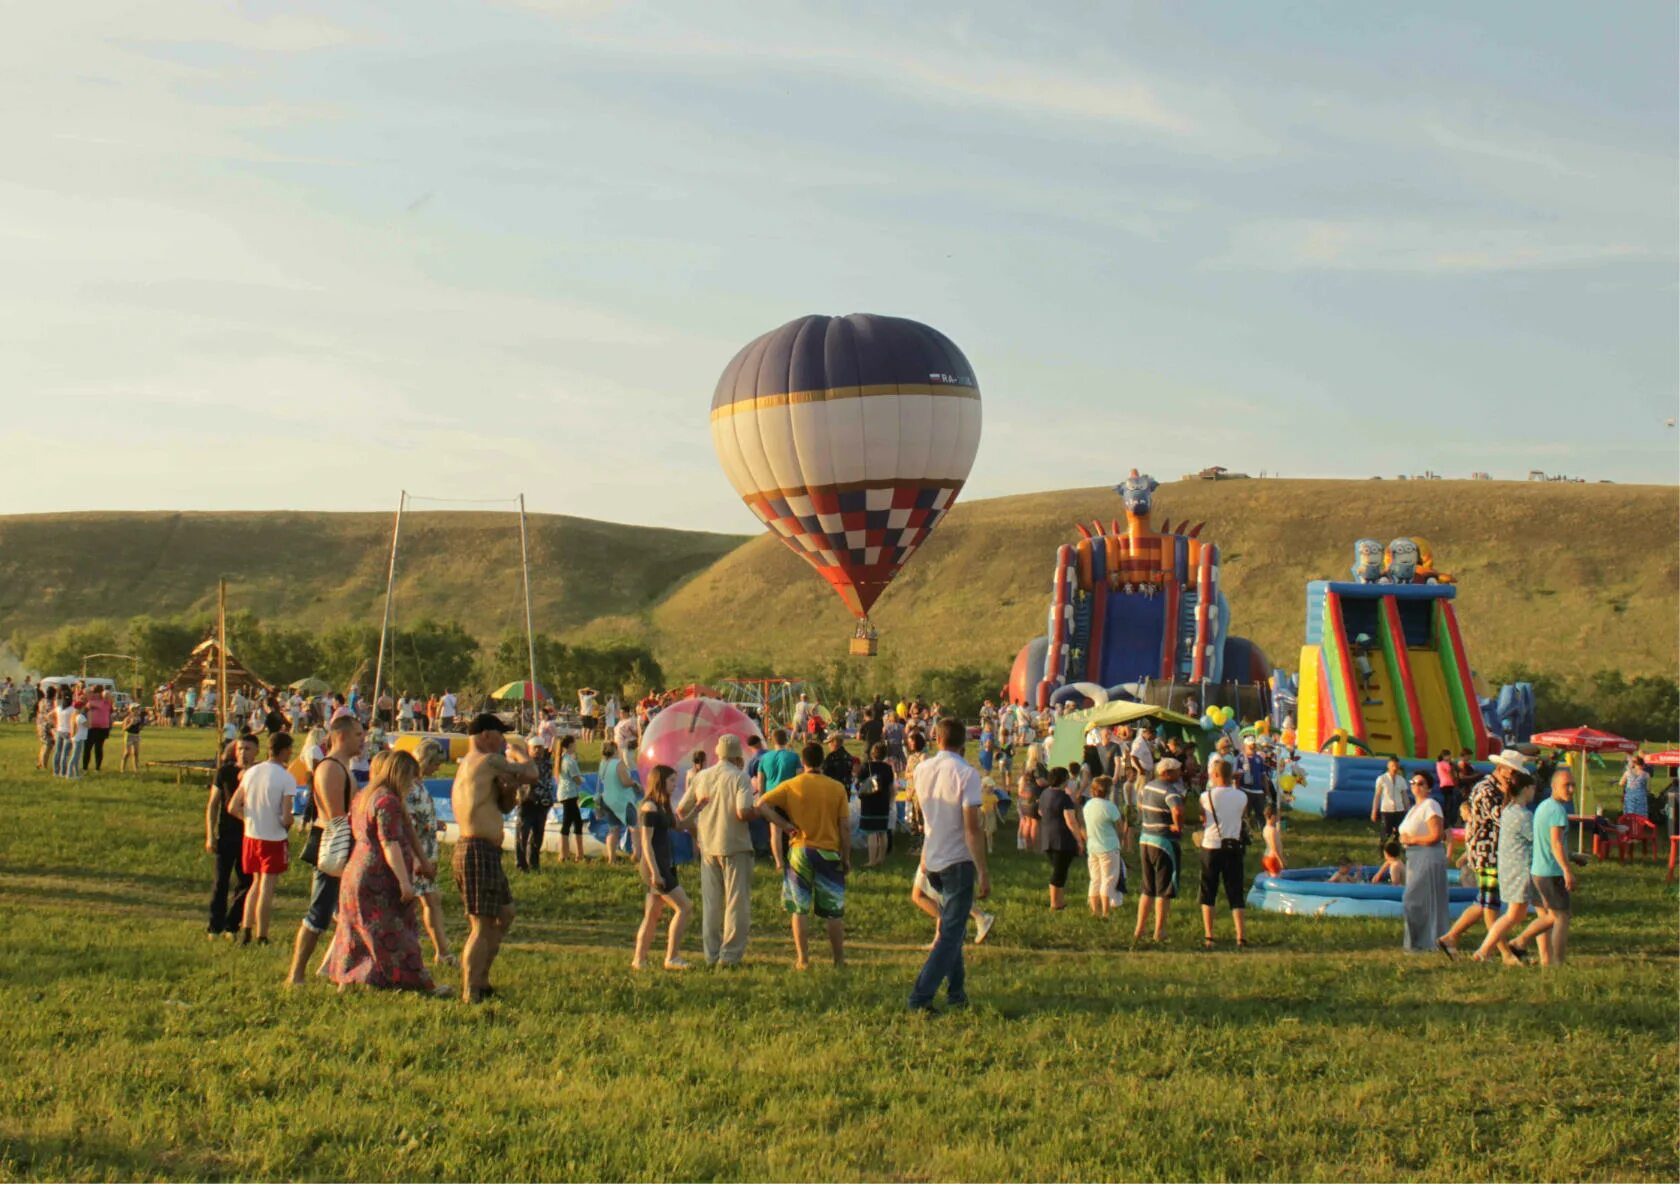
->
xmin=6 ymin=0 xmax=1677 ymax=531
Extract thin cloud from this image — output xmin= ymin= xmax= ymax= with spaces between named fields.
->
xmin=1209 ymin=218 xmax=1662 ymax=274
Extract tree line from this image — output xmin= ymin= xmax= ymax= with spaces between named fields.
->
xmin=13 ymin=616 xmax=665 ymax=705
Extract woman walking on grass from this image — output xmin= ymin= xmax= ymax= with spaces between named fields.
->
xmin=404 ymin=741 xmax=456 ymax=968
xmin=632 ymin=765 xmax=692 ymax=970
xmin=1038 ymin=767 xmax=1083 ymax=911
xmin=1473 ymin=776 xmax=1543 ymax=964
xmin=1016 ymin=743 xmax=1045 ymax=852
xmin=324 ymin=750 xmax=443 ymax=994
xmin=1397 ymin=772 xmax=1448 ymax=952
xmin=36 ymin=687 xmax=57 ymax=771
xmin=555 ymin=734 xmax=586 ymax=863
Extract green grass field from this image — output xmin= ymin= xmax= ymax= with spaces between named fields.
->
xmin=1 ymin=727 xmax=1675 ymax=1181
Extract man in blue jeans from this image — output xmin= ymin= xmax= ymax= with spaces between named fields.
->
xmin=909 ymin=717 xmax=990 ymax=1012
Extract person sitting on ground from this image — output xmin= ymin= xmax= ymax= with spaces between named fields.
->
xmin=1368 ymin=839 xmax=1407 ymax=886
xmin=1328 ymin=855 xmax=1360 ymax=883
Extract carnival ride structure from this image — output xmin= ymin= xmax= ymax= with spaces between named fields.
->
xmin=1006 ymin=471 xmax=1269 ymax=710
xmin=1287 ymin=538 xmax=1518 ymax=817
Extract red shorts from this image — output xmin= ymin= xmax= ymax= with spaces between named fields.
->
xmin=242 ymin=837 xmax=289 ymax=875
xmin=1261 ymin=854 xmax=1284 ymax=877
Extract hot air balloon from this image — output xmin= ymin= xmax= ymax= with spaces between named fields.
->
xmin=710 ymin=314 xmax=982 ymax=642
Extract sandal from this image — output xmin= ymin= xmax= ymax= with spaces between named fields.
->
xmin=434 ymin=953 xmax=459 ymax=968
xmin=1203 ymin=937 xmax=1216 ymax=950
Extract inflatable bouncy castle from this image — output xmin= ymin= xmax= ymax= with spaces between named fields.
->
xmin=1006 ymin=472 xmax=1269 ymax=709
xmin=1288 ymin=538 xmax=1520 ymax=817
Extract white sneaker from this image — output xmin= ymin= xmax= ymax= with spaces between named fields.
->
xmin=974 ymin=911 xmax=996 ymax=945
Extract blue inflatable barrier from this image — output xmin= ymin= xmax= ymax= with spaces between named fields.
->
xmin=1246 ymin=866 xmax=1478 ymax=919
xmin=1288 ymin=753 xmax=1492 ymax=818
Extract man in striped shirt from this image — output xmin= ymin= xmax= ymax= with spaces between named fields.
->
xmin=1133 ymin=758 xmax=1185 ymax=944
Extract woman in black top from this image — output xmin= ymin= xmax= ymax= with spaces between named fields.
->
xmin=633 ymin=765 xmax=693 ymax=971
xmin=1038 ymin=767 xmax=1085 ymax=911
xmin=860 ymin=742 xmax=895 ymax=867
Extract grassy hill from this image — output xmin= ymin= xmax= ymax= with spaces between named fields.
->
xmin=640 ymin=478 xmax=1680 ymax=684
xmin=5 ymin=480 xmax=1676 ymax=692
xmin=0 ymin=510 xmax=745 ymax=640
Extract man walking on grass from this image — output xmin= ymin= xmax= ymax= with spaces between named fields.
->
xmin=757 ymin=742 xmax=850 ymax=970
xmin=908 ymin=717 xmax=990 ymax=1013
xmin=678 ymin=733 xmax=757 ymax=966
xmin=452 ymin=713 xmax=539 ymax=1002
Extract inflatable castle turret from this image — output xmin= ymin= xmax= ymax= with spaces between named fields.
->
xmin=1006 ymin=471 xmax=1269 ymax=708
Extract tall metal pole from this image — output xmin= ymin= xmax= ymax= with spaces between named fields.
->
xmin=518 ymin=494 xmax=539 ymax=730
xmin=371 ymin=491 xmax=406 ymax=720
xmin=217 ymin=578 xmax=228 ymax=738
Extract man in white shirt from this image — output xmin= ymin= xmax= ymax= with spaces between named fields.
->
xmin=228 ymin=731 xmax=297 ymax=946
xmin=613 ymin=712 xmax=638 ymax=761
xmin=438 ymin=689 xmax=458 ymax=731
xmin=908 ymin=718 xmax=990 ymax=1013
xmin=677 ymin=733 xmax=757 ymax=966
xmin=791 ymin=693 xmax=811 ymax=737
xmin=1370 ymin=756 xmax=1410 ymax=841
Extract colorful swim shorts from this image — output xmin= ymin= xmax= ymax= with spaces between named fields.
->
xmin=782 ymin=846 xmax=845 ymax=919
xmin=1475 ymin=865 xmax=1501 ymax=910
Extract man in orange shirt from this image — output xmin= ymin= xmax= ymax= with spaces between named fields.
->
xmin=757 ymin=742 xmax=851 ymax=970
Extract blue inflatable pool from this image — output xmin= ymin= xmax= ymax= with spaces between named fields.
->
xmin=1246 ymin=866 xmax=1478 ymax=919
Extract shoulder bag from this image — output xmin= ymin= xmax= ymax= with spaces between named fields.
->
xmin=308 ymin=758 xmax=356 ymax=875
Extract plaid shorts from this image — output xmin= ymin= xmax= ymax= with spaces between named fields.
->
xmin=782 ymin=846 xmax=845 ymax=919
xmin=453 ymin=838 xmax=513 ymax=918
xmin=1475 ymin=866 xmax=1501 ymax=910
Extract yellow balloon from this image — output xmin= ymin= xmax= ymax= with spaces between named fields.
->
xmin=1280 ymin=774 xmax=1297 ymax=792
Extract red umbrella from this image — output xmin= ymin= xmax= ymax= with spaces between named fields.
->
xmin=1531 ymin=726 xmax=1640 ymax=851
xmin=1643 ymin=750 xmax=1680 ymax=767
xmin=1530 ymin=726 xmax=1639 ymax=754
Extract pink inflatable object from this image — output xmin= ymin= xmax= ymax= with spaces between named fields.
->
xmin=636 ymin=697 xmax=764 ymax=804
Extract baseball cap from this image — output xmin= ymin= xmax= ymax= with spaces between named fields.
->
xmin=467 ymin=712 xmax=509 ymax=735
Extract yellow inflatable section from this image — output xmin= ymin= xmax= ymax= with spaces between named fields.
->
xmin=393 ymin=733 xmax=471 ymax=761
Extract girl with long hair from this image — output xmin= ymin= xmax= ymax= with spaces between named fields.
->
xmin=632 ymin=765 xmax=693 ymax=970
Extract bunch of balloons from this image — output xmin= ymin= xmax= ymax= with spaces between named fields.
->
xmin=1199 ymin=705 xmax=1237 ymax=731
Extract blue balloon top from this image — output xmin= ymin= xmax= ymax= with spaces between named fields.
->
xmin=711 ymin=313 xmax=977 ymax=411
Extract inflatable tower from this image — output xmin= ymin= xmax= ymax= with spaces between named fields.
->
xmin=1007 ymin=471 xmax=1268 ymax=708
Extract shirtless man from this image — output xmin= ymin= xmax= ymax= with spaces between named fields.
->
xmin=284 ymin=715 xmax=364 ymax=986
xmin=452 ymin=712 xmax=538 ymax=1003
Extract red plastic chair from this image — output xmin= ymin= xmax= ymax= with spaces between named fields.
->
xmin=1611 ymin=815 xmax=1658 ymax=863
xmin=1669 ymin=835 xmax=1679 ymax=884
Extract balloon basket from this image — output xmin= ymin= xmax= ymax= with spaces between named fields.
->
xmin=848 ymin=636 xmax=878 ymax=658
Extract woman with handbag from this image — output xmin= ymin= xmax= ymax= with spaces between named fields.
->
xmin=323 ymin=750 xmax=444 ymax=993
xmin=596 ymin=740 xmax=640 ymax=865
xmin=1197 ymin=759 xmax=1250 ymax=949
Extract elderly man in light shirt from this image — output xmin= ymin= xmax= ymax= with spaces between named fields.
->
xmin=677 ymin=733 xmax=758 ymax=967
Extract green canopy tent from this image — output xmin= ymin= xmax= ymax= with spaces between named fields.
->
xmin=1046 ymin=701 xmax=1207 ymax=769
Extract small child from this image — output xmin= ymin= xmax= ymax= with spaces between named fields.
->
xmin=978 ymin=729 xmax=995 ymax=776
xmin=1369 ymin=839 xmax=1406 ymax=885
xmin=912 ymin=865 xmax=996 ymax=947
xmin=1260 ymin=803 xmax=1285 ymax=876
xmin=1327 ymin=855 xmax=1359 ymax=883
xmin=978 ymin=777 xmax=999 ymax=853
xmin=120 ymin=704 xmax=147 ymax=772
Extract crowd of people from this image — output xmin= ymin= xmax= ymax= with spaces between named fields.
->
xmin=18 ymin=672 xmax=1660 ymax=1009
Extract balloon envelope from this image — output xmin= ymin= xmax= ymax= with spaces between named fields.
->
xmin=710 ymin=313 xmax=982 ymax=618
xmin=636 ymin=698 xmax=764 ymax=803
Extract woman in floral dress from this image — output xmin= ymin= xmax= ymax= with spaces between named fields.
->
xmin=325 ymin=750 xmax=438 ymax=993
